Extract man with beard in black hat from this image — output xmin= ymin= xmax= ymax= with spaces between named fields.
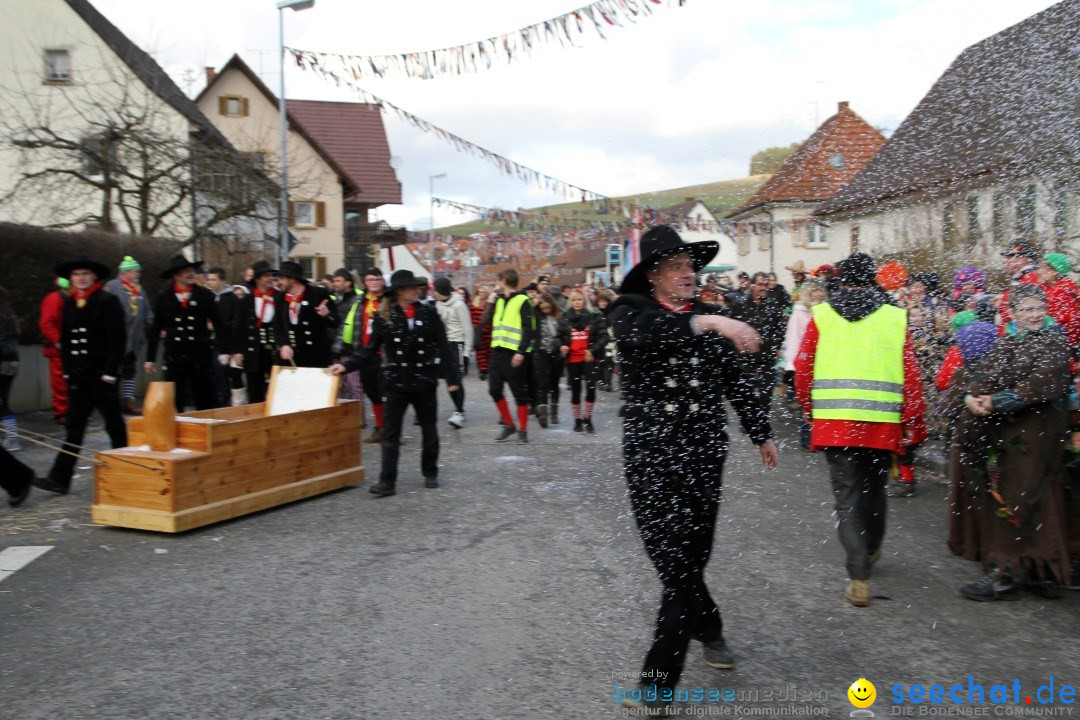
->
xmin=35 ymin=255 xmax=128 ymax=495
xmin=230 ymin=261 xmax=280 ymax=404
xmin=275 ymin=261 xmax=338 ymax=368
xmin=145 ymin=255 xmax=224 ymax=411
xmin=330 ymin=270 xmax=460 ymax=497
xmin=609 ymin=226 xmax=777 ymax=715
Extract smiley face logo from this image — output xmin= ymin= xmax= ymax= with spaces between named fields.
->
xmin=848 ymin=678 xmax=876 ymax=708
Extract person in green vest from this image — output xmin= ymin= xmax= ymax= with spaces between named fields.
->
xmin=794 ymin=252 xmax=928 ymax=608
xmin=330 ymin=268 xmax=363 ymax=403
xmin=483 ymin=267 xmax=537 ymax=444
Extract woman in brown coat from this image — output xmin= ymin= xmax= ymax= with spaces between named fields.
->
xmin=950 ymin=284 xmax=1071 ymax=601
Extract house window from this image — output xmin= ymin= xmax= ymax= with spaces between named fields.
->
xmin=44 ymin=50 xmax=71 ymax=82
xmin=942 ymin=201 xmax=957 ymax=247
xmin=807 ymin=222 xmax=828 ymax=247
xmin=1015 ymin=184 xmax=1037 ymax=239
xmin=1054 ymin=187 xmax=1070 ymax=240
xmin=245 ymin=151 xmax=267 ymax=172
xmin=290 ymin=200 xmax=325 ymax=228
xmin=218 ymin=95 xmax=249 ymax=117
xmin=966 ymin=195 xmax=982 ymax=244
xmin=850 ymin=225 xmax=860 ymax=253
xmin=295 ymin=257 xmax=326 ymax=280
xmin=992 ymin=190 xmax=1008 ymax=244
xmin=82 ymin=136 xmax=115 ymax=178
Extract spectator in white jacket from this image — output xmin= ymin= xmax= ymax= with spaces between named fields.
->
xmin=433 ymin=277 xmax=474 ymax=428
xmin=782 ymin=277 xmax=827 ymax=449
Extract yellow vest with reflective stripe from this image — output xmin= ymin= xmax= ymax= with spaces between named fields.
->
xmin=342 ymin=299 xmax=360 ymax=345
xmin=811 ymin=302 xmax=906 ymax=423
xmin=491 ymin=294 xmax=530 ymax=351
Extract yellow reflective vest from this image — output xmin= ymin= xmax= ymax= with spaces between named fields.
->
xmin=811 ymin=302 xmax=906 ymax=423
xmin=491 ymin=294 xmax=531 ymax=352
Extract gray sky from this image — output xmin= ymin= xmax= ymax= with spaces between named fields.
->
xmin=92 ymin=0 xmax=1060 ymax=230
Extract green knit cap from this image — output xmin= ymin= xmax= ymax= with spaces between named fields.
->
xmin=1044 ymin=253 xmax=1071 ymax=275
xmin=951 ymin=309 xmax=978 ymax=330
xmin=118 ymin=255 xmax=141 ymax=271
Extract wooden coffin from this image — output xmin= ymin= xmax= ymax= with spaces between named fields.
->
xmin=91 ymin=400 xmax=363 ymax=533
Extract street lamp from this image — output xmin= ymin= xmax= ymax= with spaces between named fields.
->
xmin=428 ymin=172 xmax=446 ymax=275
xmin=277 ymin=0 xmax=315 ymax=268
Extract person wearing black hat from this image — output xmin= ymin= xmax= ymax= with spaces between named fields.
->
xmin=794 ymin=252 xmax=928 ymax=608
xmin=230 ymin=261 xmax=281 ymax=404
xmin=275 ymin=261 xmax=338 ymax=369
xmin=144 ymin=255 xmax=224 ymax=411
xmin=331 ymin=269 xmax=461 ymax=497
xmin=608 ymin=226 xmax=777 ymax=713
xmin=354 ymin=268 xmax=388 ymax=442
xmin=34 ymin=255 xmax=128 ymax=495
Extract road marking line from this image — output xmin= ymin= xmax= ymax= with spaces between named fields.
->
xmin=0 ymin=546 xmax=54 ymax=583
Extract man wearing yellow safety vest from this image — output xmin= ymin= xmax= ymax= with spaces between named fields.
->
xmin=485 ymin=267 xmax=537 ymax=443
xmin=331 ymin=268 xmax=363 ymax=406
xmin=795 ymin=252 xmax=927 ymax=608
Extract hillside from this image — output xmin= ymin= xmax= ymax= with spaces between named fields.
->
xmin=433 ymin=174 xmax=770 ymax=236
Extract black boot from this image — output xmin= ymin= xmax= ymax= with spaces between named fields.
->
xmin=368 ymin=482 xmax=396 ymax=498
xmin=33 ymin=475 xmax=70 ymax=496
xmin=584 ymin=417 xmax=595 ymax=434
xmin=550 ymin=405 xmax=559 ymax=424
xmin=574 ymin=419 xmax=584 ymax=432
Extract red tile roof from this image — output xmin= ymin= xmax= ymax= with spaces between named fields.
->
xmin=286 ymin=100 xmax=402 ymax=207
xmin=726 ymin=102 xmax=885 ymax=217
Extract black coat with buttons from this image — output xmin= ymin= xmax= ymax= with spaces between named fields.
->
xmin=230 ymin=293 xmax=281 ymax=373
xmin=145 ymin=285 xmax=223 ymax=365
xmin=275 ymin=283 xmax=339 ymax=368
xmin=60 ymin=289 xmax=127 ymax=380
xmin=342 ymin=301 xmax=460 ymax=394
xmin=609 ymin=293 xmax=773 ymax=463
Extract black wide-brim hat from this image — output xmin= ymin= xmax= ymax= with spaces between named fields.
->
xmin=55 ymin=254 xmax=110 ymax=281
xmin=619 ymin=225 xmax=718 ymax=296
xmin=389 ymin=269 xmax=427 ymax=290
xmin=277 ymin=261 xmax=309 ymax=283
xmin=250 ymin=260 xmax=278 ymax=277
xmin=159 ymin=254 xmax=204 ymax=279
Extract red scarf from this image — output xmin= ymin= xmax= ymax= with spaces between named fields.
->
xmin=73 ymin=281 xmax=104 ymax=309
xmin=286 ymin=289 xmax=305 ymax=324
xmin=254 ymin=288 xmax=276 ymax=327
xmin=121 ymin=278 xmax=141 ymax=299
xmin=173 ymin=283 xmax=193 ymax=308
xmin=658 ymin=298 xmax=692 ymax=313
xmin=403 ymin=303 xmax=416 ymax=320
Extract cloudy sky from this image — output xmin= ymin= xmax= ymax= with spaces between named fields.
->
xmin=92 ymin=0 xmax=1059 ymax=230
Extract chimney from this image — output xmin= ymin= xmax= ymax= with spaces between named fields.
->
xmin=205 ymin=66 xmax=217 ymax=86
xmin=838 ymin=101 xmax=849 ymax=111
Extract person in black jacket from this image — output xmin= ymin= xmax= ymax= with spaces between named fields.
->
xmin=610 ymin=226 xmax=778 ymax=715
xmin=726 ymin=271 xmax=788 ymax=409
xmin=230 ymin=261 xmax=280 ymax=404
xmin=562 ymin=288 xmax=609 ymax=433
xmin=35 ymin=255 xmax=128 ymax=495
xmin=331 ymin=270 xmax=460 ymax=498
xmin=144 ymin=255 xmax=224 ymax=411
xmin=276 ymin=261 xmax=338 ymax=369
xmin=533 ymin=293 xmax=570 ymax=427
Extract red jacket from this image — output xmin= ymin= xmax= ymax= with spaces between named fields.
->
xmin=1043 ymin=277 xmax=1080 ymax=346
xmin=935 ymin=345 xmax=963 ymax=391
xmin=39 ymin=289 xmax=65 ymax=358
xmin=794 ymin=319 xmax=928 ymax=454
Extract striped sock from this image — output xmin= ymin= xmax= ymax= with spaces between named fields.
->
xmin=1 ymin=415 xmax=15 ymax=439
xmin=122 ymin=378 xmax=136 ymax=400
xmin=585 ymin=402 xmax=594 ymax=420
xmin=572 ymin=403 xmax=582 ymax=420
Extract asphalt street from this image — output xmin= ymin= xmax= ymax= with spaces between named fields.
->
xmin=1 ymin=376 xmax=1078 ymax=719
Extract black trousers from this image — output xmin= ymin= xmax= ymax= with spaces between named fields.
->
xmin=447 ymin=341 xmax=465 ymax=413
xmin=358 ymin=359 xmax=384 ymax=409
xmin=165 ymin=358 xmax=217 ymax=411
xmin=624 ymin=413 xmax=726 ymax=689
xmin=566 ymin=361 xmax=597 ymax=405
xmin=0 ymin=445 xmax=34 ymax=497
xmin=488 ymin=348 xmax=530 ymax=406
xmin=823 ymin=447 xmax=890 ymax=580
xmin=380 ymin=388 xmax=439 ymax=485
xmin=533 ymin=350 xmax=563 ymax=407
xmin=47 ymin=375 xmax=128 ymax=487
xmin=244 ymin=349 xmax=276 ymax=405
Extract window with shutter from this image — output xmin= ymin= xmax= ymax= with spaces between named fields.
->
xmin=291 ymin=201 xmax=316 ymax=228
xmin=220 ymin=95 xmax=248 ymax=117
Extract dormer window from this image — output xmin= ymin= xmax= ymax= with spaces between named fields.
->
xmin=218 ymin=95 xmax=249 ymax=117
xmin=828 ymin=153 xmax=845 ymax=169
xmin=44 ymin=49 xmax=71 ymax=82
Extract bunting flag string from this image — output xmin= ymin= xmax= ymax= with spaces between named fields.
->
xmin=286 ymin=0 xmax=687 ymax=81
xmin=292 ymin=47 xmax=612 ymax=204
xmin=433 ymin=196 xmax=631 ymax=232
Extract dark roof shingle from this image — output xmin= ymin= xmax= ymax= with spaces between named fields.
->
xmin=818 ymin=0 xmax=1080 ymax=216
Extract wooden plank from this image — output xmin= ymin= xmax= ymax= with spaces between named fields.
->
xmin=178 ymin=404 xmax=267 ymax=422
xmin=91 ymin=466 xmax=364 ymax=533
